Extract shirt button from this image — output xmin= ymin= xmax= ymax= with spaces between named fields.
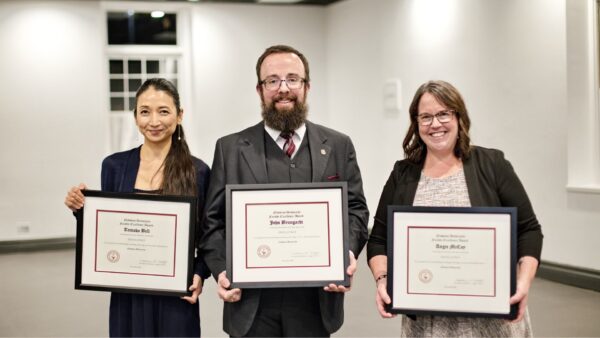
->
xmin=290 ymin=163 xmax=296 ymax=168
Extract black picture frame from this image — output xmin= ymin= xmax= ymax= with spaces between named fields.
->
xmin=75 ymin=190 xmax=196 ymax=296
xmin=386 ymin=206 xmax=517 ymax=319
xmin=226 ymin=182 xmax=350 ymax=288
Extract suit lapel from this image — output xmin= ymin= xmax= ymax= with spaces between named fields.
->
xmin=240 ymin=122 xmax=268 ymax=184
xmin=306 ymin=121 xmax=331 ymax=182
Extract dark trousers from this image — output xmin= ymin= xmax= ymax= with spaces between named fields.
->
xmin=241 ymin=288 xmax=329 ymax=337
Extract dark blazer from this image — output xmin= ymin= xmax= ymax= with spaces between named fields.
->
xmin=367 ymin=146 xmax=543 ymax=262
xmin=101 ymin=146 xmax=212 ymax=278
xmin=200 ymin=121 xmax=369 ymax=336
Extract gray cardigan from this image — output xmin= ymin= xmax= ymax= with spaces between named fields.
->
xmin=367 ymin=146 xmax=543 ymax=262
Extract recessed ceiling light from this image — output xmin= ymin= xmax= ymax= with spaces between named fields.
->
xmin=151 ymin=10 xmax=165 ymax=18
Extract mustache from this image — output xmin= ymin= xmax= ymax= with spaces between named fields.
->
xmin=273 ymin=93 xmax=297 ymax=102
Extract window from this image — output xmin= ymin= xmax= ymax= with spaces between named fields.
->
xmin=108 ymin=57 xmax=178 ymax=112
xmin=104 ymin=6 xmax=186 ymax=153
xmin=107 ymin=11 xmax=177 ymax=45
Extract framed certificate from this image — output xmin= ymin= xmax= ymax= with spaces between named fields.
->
xmin=75 ymin=190 xmax=197 ymax=296
xmin=226 ymin=182 xmax=350 ymax=288
xmin=386 ymin=206 xmax=517 ymax=319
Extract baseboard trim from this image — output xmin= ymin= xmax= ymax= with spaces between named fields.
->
xmin=537 ymin=260 xmax=600 ymax=292
xmin=0 ymin=237 xmax=75 ymax=253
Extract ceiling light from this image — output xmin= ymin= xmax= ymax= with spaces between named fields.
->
xmin=151 ymin=11 xmax=165 ymax=18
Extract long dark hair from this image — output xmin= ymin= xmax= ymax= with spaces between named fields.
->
xmin=133 ymin=78 xmax=197 ymax=197
xmin=403 ymin=80 xmax=472 ymax=164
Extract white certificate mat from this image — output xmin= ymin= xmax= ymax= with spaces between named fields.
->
xmin=387 ymin=206 xmax=517 ymax=319
xmin=227 ymin=183 xmax=350 ymax=288
xmin=75 ymin=190 xmax=196 ymax=296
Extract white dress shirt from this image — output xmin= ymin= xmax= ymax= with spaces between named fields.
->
xmin=264 ymin=123 xmax=306 ymax=159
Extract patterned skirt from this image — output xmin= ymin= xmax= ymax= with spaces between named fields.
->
xmin=400 ymin=310 xmax=532 ymax=337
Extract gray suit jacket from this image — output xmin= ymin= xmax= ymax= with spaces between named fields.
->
xmin=200 ymin=121 xmax=369 ymax=336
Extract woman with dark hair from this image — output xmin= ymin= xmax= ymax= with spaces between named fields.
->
xmin=367 ymin=80 xmax=543 ymax=337
xmin=64 ymin=78 xmax=210 ymax=337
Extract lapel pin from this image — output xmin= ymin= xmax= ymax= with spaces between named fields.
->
xmin=321 ymin=149 xmax=327 ymax=155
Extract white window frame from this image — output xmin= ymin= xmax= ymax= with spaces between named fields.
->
xmin=100 ymin=1 xmax=193 ymax=153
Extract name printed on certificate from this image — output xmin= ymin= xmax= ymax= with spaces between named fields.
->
xmin=245 ymin=202 xmax=331 ymax=269
xmin=407 ymin=226 xmax=496 ymax=297
xmin=95 ymin=210 xmax=177 ymax=277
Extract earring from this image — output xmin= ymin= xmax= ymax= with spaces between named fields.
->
xmin=178 ymin=124 xmax=181 ymax=141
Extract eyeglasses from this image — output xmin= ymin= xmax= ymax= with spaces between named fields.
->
xmin=261 ymin=75 xmax=306 ymax=91
xmin=417 ymin=110 xmax=455 ymax=126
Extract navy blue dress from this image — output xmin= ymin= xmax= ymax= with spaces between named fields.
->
xmin=100 ymin=146 xmax=211 ymax=337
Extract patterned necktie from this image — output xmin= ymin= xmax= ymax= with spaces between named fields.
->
xmin=280 ymin=132 xmax=296 ymax=158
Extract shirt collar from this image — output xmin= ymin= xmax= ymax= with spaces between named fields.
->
xmin=264 ymin=122 xmax=306 ymax=144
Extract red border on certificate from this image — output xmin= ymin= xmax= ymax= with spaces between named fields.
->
xmin=406 ymin=226 xmax=496 ymax=297
xmin=94 ymin=209 xmax=178 ymax=277
xmin=244 ymin=202 xmax=331 ymax=269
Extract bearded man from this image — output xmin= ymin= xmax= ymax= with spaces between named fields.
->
xmin=200 ymin=45 xmax=369 ymax=337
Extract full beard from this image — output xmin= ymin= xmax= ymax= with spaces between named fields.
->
xmin=261 ymin=94 xmax=308 ymax=134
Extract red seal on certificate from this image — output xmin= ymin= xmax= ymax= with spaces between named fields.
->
xmin=418 ymin=269 xmax=432 ymax=283
xmin=257 ymin=245 xmax=271 ymax=258
xmin=107 ymin=250 xmax=120 ymax=263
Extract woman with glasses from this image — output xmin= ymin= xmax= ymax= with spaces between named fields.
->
xmin=366 ymin=80 xmax=543 ymax=337
xmin=64 ymin=78 xmax=210 ymax=337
